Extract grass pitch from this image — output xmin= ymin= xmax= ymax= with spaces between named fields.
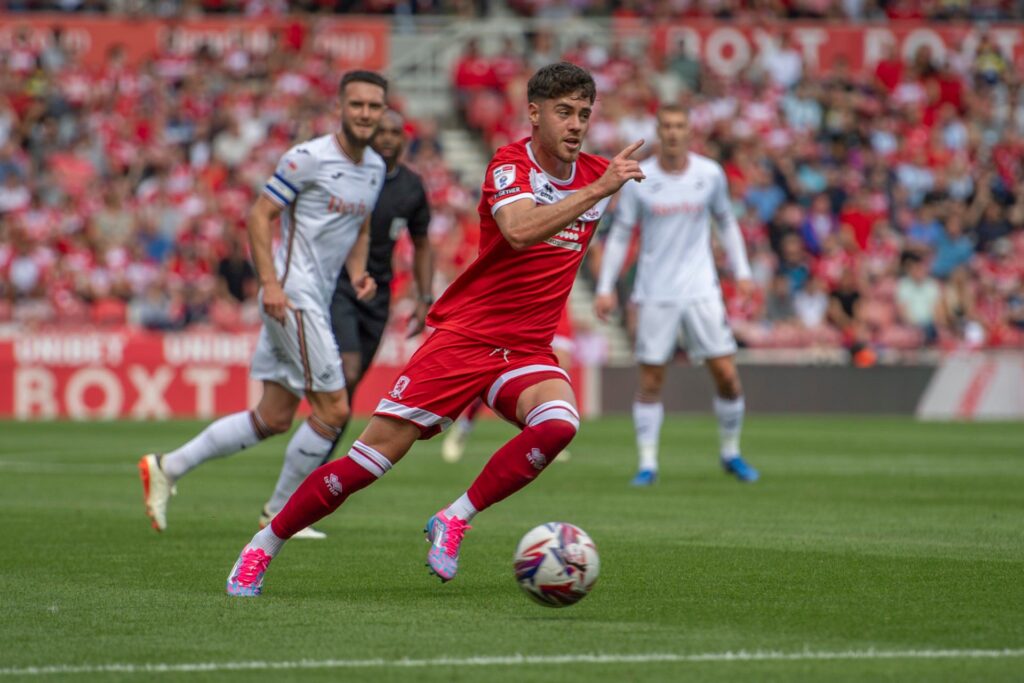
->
xmin=1 ymin=416 xmax=1022 ymax=682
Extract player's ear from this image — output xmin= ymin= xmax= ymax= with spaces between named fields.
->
xmin=528 ymin=101 xmax=540 ymax=127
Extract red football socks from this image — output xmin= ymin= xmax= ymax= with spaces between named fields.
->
xmin=466 ymin=419 xmax=577 ymax=511
xmin=270 ymin=441 xmax=392 ymax=539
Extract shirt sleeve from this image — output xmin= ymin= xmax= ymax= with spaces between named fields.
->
xmin=595 ymin=182 xmax=639 ymax=296
xmin=710 ymin=164 xmax=753 ymax=281
xmin=407 ymin=174 xmax=432 ymax=239
xmin=483 ymin=151 xmax=535 ymax=216
xmin=263 ymin=144 xmax=318 ymax=208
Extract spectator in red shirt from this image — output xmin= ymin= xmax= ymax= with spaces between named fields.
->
xmin=873 ymin=43 xmax=904 ymax=94
xmin=452 ymin=39 xmax=498 ymax=121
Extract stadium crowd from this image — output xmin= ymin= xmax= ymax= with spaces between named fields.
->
xmin=1 ymin=16 xmax=1023 ymax=357
xmin=2 ymin=0 xmax=1020 ymax=20
xmin=453 ymin=28 xmax=1024 ymax=353
xmin=0 ymin=26 xmax=479 ymax=336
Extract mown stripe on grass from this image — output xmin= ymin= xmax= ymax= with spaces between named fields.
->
xmin=2 ymin=648 xmax=1023 ymax=676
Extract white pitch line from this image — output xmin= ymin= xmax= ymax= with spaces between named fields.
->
xmin=0 ymin=460 xmax=134 ymax=475
xmin=2 ymin=648 xmax=1022 ymax=676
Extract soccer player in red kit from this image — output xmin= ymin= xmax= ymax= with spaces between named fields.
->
xmin=225 ymin=62 xmax=645 ymax=596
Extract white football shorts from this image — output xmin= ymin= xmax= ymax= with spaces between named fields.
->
xmin=635 ymin=297 xmax=737 ymax=365
xmin=250 ymin=306 xmax=346 ymax=396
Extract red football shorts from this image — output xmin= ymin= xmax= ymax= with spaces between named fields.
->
xmin=374 ymin=329 xmax=570 ymax=439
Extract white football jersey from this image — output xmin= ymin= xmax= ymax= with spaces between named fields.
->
xmin=602 ymin=153 xmax=750 ymax=303
xmin=263 ymin=134 xmax=385 ymax=311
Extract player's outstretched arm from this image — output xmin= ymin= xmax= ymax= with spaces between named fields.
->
xmin=495 ymin=140 xmax=646 ymax=251
xmin=248 ymin=194 xmax=290 ymax=324
xmin=347 ymin=215 xmax=377 ymax=301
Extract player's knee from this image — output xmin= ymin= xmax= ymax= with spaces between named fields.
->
xmin=638 ymin=369 xmax=665 ymax=398
xmin=317 ymin=400 xmax=350 ymax=430
xmin=257 ymin=409 xmax=293 ymax=436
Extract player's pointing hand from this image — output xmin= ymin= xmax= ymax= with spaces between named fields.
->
xmin=597 ymin=139 xmax=646 ymax=197
xmin=617 ymin=139 xmax=645 ymax=161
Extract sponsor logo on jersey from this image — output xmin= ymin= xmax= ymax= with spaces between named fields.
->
xmin=495 ymin=186 xmax=521 ymax=199
xmin=493 ymin=164 xmax=516 ymax=190
xmin=324 ymin=473 xmax=343 ymax=496
xmin=326 ymin=196 xmax=370 ymax=217
xmin=651 ymin=202 xmax=704 ymax=216
xmin=545 ymin=237 xmax=584 ymax=252
xmin=331 ymin=171 xmax=344 ymax=179
xmin=536 ymin=182 xmax=556 ymax=201
xmin=580 ymin=207 xmax=602 ymax=222
xmin=545 ymin=220 xmax=588 ymax=251
xmin=389 ymin=375 xmax=411 ymax=399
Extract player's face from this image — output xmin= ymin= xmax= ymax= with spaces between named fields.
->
xmin=371 ymin=112 xmax=405 ymax=165
xmin=530 ymin=92 xmax=593 ymax=164
xmin=657 ymin=110 xmax=690 ymax=155
xmin=340 ymin=82 xmax=387 ymax=147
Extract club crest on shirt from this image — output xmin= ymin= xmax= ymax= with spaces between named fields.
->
xmin=493 ymin=164 xmax=516 ymax=190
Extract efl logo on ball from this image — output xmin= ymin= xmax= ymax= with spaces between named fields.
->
xmin=493 ymin=164 xmax=516 ymax=190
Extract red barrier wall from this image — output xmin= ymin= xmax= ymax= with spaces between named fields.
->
xmin=0 ymin=331 xmax=585 ymax=420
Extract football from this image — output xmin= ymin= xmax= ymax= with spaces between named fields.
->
xmin=513 ymin=522 xmax=600 ymax=607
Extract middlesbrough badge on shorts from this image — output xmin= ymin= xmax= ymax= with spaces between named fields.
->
xmin=389 ymin=375 xmax=411 ymax=400
xmin=493 ymin=164 xmax=516 ymax=191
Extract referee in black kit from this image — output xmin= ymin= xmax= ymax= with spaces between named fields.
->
xmin=331 ymin=109 xmax=433 ymax=398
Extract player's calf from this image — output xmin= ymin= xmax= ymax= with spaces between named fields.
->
xmin=268 ymin=440 xmax=391 ymax=539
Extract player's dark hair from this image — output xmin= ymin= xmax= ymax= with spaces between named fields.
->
xmin=657 ymin=103 xmax=688 ymax=118
xmin=339 ymin=70 xmax=388 ymax=96
xmin=527 ymin=62 xmax=596 ymax=104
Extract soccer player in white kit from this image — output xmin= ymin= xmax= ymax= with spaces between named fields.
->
xmin=595 ymin=105 xmax=760 ymax=485
xmin=137 ymin=71 xmax=388 ymax=532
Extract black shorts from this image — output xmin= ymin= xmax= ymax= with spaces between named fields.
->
xmin=330 ymin=287 xmax=390 ymax=376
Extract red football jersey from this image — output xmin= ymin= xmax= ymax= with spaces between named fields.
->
xmin=427 ymin=138 xmax=610 ymax=350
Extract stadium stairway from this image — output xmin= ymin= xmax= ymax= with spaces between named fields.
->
xmin=438 ymin=128 xmax=489 ymax=190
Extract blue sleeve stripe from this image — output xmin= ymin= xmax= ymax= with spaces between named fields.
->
xmin=263 ymin=184 xmax=290 ymax=206
xmin=274 ymin=173 xmax=299 ymax=193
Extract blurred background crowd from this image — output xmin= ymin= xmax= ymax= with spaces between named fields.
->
xmin=1 ymin=4 xmax=1022 ymax=360
xmin=1 ymin=0 xmax=1022 ymax=20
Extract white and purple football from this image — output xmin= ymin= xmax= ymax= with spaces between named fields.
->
xmin=513 ymin=522 xmax=599 ymax=607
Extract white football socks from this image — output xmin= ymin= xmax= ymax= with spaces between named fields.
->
xmin=266 ymin=417 xmax=340 ymax=514
xmin=713 ymin=395 xmax=745 ymax=461
xmin=633 ymin=400 xmax=663 ymax=472
xmin=162 ymin=411 xmax=265 ymax=481
xmin=250 ymin=524 xmax=285 ymax=556
xmin=444 ymin=493 xmax=478 ymax=522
